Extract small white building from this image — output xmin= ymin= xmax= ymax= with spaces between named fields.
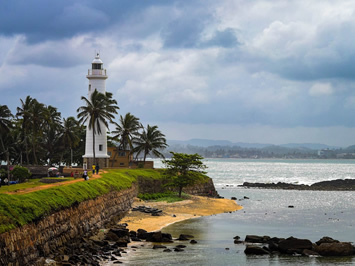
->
xmin=82 ymin=53 xmax=110 ymax=168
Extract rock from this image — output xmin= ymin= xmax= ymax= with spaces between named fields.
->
xmin=92 ymin=240 xmax=109 ymax=247
xmin=105 ymin=231 xmax=120 ymax=242
xmin=233 ymin=236 xmax=240 ymax=240
xmin=109 ymin=228 xmax=130 ymax=238
xmin=60 ymin=255 xmax=70 ymax=262
xmin=231 ymin=197 xmax=237 ymax=200
xmin=130 ymin=230 xmax=137 ymax=237
xmin=244 ymin=196 xmax=250 ymax=199
xmin=131 ymin=236 xmax=142 ymax=242
xmin=278 ymin=237 xmax=313 ymax=254
xmin=244 ymin=245 xmax=270 ymax=255
xmin=288 ymin=205 xmax=294 ymax=208
xmin=315 ymin=242 xmax=354 ymax=256
xmin=115 ymin=236 xmax=130 ymax=247
xmin=174 ymin=247 xmax=184 ymax=252
xmin=176 ymin=245 xmax=186 ymax=248
xmin=234 ymin=239 xmax=243 ymax=244
xmin=177 ymin=234 xmax=194 ymax=240
xmin=137 ymin=229 xmax=148 ymax=239
xmin=163 ymin=249 xmax=172 ymax=252
xmin=245 ymin=235 xmax=270 ymax=243
xmin=302 ymin=249 xmax=320 ymax=257
xmin=153 ymin=244 xmax=167 ymax=249
xmin=146 ymin=231 xmax=163 ymax=242
xmin=113 ymin=261 xmax=123 ymax=264
xmin=190 ymin=240 xmax=197 ymax=244
xmin=316 ymin=236 xmax=339 ymax=246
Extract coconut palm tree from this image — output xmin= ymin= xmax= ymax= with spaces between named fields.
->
xmin=59 ymin=116 xmax=80 ymax=166
xmin=0 ymin=105 xmax=13 ymax=178
xmin=132 ymin=124 xmax=168 ymax=163
xmin=77 ymin=89 xmax=119 ymax=164
xmin=111 ymin=113 xmax=142 ymax=166
xmin=16 ymin=96 xmax=33 ymax=164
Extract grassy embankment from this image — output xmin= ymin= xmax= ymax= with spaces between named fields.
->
xmin=0 ymin=169 xmax=165 ymax=234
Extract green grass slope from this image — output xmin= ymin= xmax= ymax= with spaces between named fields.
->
xmin=0 ymin=169 xmax=162 ymax=234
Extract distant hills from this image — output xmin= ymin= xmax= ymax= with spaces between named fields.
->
xmin=167 ymin=138 xmax=341 ymax=150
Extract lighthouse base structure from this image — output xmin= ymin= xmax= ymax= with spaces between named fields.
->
xmin=83 ymin=157 xmax=109 ymax=170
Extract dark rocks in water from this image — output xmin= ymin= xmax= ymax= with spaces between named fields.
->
xmin=240 ymin=179 xmax=355 ymax=191
xmin=131 ymin=236 xmax=142 ymax=242
xmin=278 ymin=237 xmax=313 ymax=254
xmin=244 ymin=245 xmax=270 ymax=255
xmin=316 ymin=236 xmax=339 ymax=246
xmin=234 ymin=239 xmax=243 ymax=244
xmin=146 ymin=231 xmax=173 ymax=242
xmin=302 ymin=249 xmax=320 ymax=257
xmin=113 ymin=261 xmax=123 ymax=264
xmin=176 ymin=245 xmax=187 ymax=248
xmin=177 ymin=234 xmax=194 ymax=240
xmin=163 ymin=248 xmax=172 ymax=252
xmin=153 ymin=244 xmax=167 ymax=249
xmin=288 ymin=205 xmax=294 ymax=208
xmin=245 ymin=235 xmax=270 ymax=243
xmin=231 ymin=197 xmax=237 ymax=200
xmin=243 ymin=196 xmax=250 ymax=199
xmin=174 ymin=247 xmax=184 ymax=252
xmin=130 ymin=230 xmax=137 ymax=237
xmin=190 ymin=240 xmax=197 ymax=244
xmin=315 ymin=242 xmax=354 ymax=256
xmin=92 ymin=240 xmax=109 ymax=247
xmin=233 ymin=236 xmax=240 ymax=240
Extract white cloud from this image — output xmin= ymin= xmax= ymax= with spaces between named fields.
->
xmin=309 ymin=83 xmax=333 ymax=96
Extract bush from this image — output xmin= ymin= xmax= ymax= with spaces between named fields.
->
xmin=137 ymin=162 xmax=144 ymax=168
xmin=0 ymin=168 xmax=6 ymax=178
xmin=11 ymin=166 xmax=32 ymax=183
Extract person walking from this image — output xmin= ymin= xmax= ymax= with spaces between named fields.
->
xmin=96 ymin=164 xmax=100 ymax=175
xmin=92 ymin=164 xmax=95 ymax=174
xmin=83 ymin=170 xmax=88 ymax=181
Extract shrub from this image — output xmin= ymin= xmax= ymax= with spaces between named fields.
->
xmin=0 ymin=169 xmax=6 ymax=178
xmin=137 ymin=162 xmax=144 ymax=168
xmin=11 ymin=166 xmax=32 ymax=183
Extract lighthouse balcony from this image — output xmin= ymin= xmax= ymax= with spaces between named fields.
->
xmin=87 ymin=69 xmax=107 ymax=76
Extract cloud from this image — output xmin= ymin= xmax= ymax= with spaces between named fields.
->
xmin=309 ymin=83 xmax=333 ymax=96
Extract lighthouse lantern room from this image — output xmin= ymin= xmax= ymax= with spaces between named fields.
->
xmin=83 ymin=53 xmax=110 ymax=169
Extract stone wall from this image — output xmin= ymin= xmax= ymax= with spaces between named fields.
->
xmin=0 ymin=175 xmax=218 ymax=265
xmin=0 ymin=185 xmax=138 ymax=266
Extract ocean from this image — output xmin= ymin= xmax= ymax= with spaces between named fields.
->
xmin=121 ymin=159 xmax=355 ymax=265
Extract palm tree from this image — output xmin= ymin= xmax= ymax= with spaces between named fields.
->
xmin=77 ymin=89 xmax=119 ymax=164
xmin=42 ymin=105 xmax=62 ymax=165
xmin=0 ymin=105 xmax=13 ymax=178
xmin=132 ymin=124 xmax=168 ymax=163
xmin=28 ymin=99 xmax=46 ymax=165
xmin=111 ymin=113 xmax=142 ymax=166
xmin=16 ymin=96 xmax=33 ymax=164
xmin=59 ymin=116 xmax=80 ymax=166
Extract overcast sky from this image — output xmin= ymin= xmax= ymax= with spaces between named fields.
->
xmin=2 ymin=0 xmax=355 ymax=147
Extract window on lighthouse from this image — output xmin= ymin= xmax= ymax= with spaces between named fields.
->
xmin=99 ymin=145 xmax=103 ymax=151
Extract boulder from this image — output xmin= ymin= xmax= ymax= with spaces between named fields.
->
xmin=177 ymin=234 xmax=194 ymax=240
xmin=137 ymin=229 xmax=148 ymax=239
xmin=231 ymin=197 xmax=237 ymax=200
xmin=302 ymin=249 xmax=320 ymax=257
xmin=278 ymin=237 xmax=313 ymax=254
xmin=315 ymin=242 xmax=354 ymax=256
xmin=190 ymin=240 xmax=197 ymax=244
xmin=245 ymin=235 xmax=270 ymax=243
xmin=109 ymin=228 xmax=129 ymax=238
xmin=244 ymin=245 xmax=270 ymax=255
xmin=146 ymin=232 xmax=163 ymax=242
xmin=174 ymin=247 xmax=184 ymax=252
xmin=153 ymin=245 xmax=167 ymax=249
xmin=316 ymin=236 xmax=339 ymax=246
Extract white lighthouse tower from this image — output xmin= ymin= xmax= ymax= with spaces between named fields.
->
xmin=82 ymin=53 xmax=110 ymax=168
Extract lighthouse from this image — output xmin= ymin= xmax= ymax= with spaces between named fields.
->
xmin=82 ymin=53 xmax=110 ymax=168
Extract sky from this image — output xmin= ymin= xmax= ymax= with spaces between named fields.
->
xmin=2 ymin=0 xmax=355 ymax=147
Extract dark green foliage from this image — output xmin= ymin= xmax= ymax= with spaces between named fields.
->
xmin=138 ymin=191 xmax=186 ymax=203
xmin=163 ymin=152 xmax=208 ymax=197
xmin=11 ymin=166 xmax=31 ymax=182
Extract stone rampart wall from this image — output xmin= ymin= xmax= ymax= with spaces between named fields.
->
xmin=0 ymin=175 xmax=218 ymax=265
xmin=0 ymin=185 xmax=137 ymax=266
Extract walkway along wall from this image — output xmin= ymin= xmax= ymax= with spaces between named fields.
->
xmin=0 ymin=177 xmax=218 ymax=265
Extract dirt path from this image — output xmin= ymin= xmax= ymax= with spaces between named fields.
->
xmin=4 ymin=171 xmax=107 ymax=195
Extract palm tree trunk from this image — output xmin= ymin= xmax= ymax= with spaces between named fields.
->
xmin=92 ymin=127 xmax=96 ymax=165
xmin=111 ymin=147 xmax=118 ymax=167
xmin=24 ymin=132 xmax=29 ymax=164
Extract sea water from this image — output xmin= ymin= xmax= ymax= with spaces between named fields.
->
xmin=121 ymin=159 xmax=355 ymax=265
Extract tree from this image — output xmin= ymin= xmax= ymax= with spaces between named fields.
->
xmin=77 ymin=89 xmax=119 ymax=164
xmin=0 ymin=105 xmax=13 ymax=179
xmin=163 ymin=152 xmax=207 ymax=197
xmin=59 ymin=116 xmax=80 ymax=166
xmin=132 ymin=124 xmax=168 ymax=163
xmin=111 ymin=112 xmax=142 ymax=166
xmin=16 ymin=96 xmax=33 ymax=164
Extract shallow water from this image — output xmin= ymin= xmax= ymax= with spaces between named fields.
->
xmin=120 ymin=159 xmax=355 ymax=265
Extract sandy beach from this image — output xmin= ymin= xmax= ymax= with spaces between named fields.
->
xmin=121 ymin=195 xmax=243 ymax=232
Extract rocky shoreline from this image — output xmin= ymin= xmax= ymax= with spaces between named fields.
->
xmin=239 ymin=178 xmax=355 ymax=190
xmin=236 ymin=234 xmax=354 ymax=257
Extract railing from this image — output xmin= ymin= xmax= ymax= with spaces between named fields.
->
xmin=87 ymin=69 xmax=107 ymax=76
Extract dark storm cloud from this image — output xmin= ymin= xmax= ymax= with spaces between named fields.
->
xmin=0 ymin=0 xmax=171 ymax=43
